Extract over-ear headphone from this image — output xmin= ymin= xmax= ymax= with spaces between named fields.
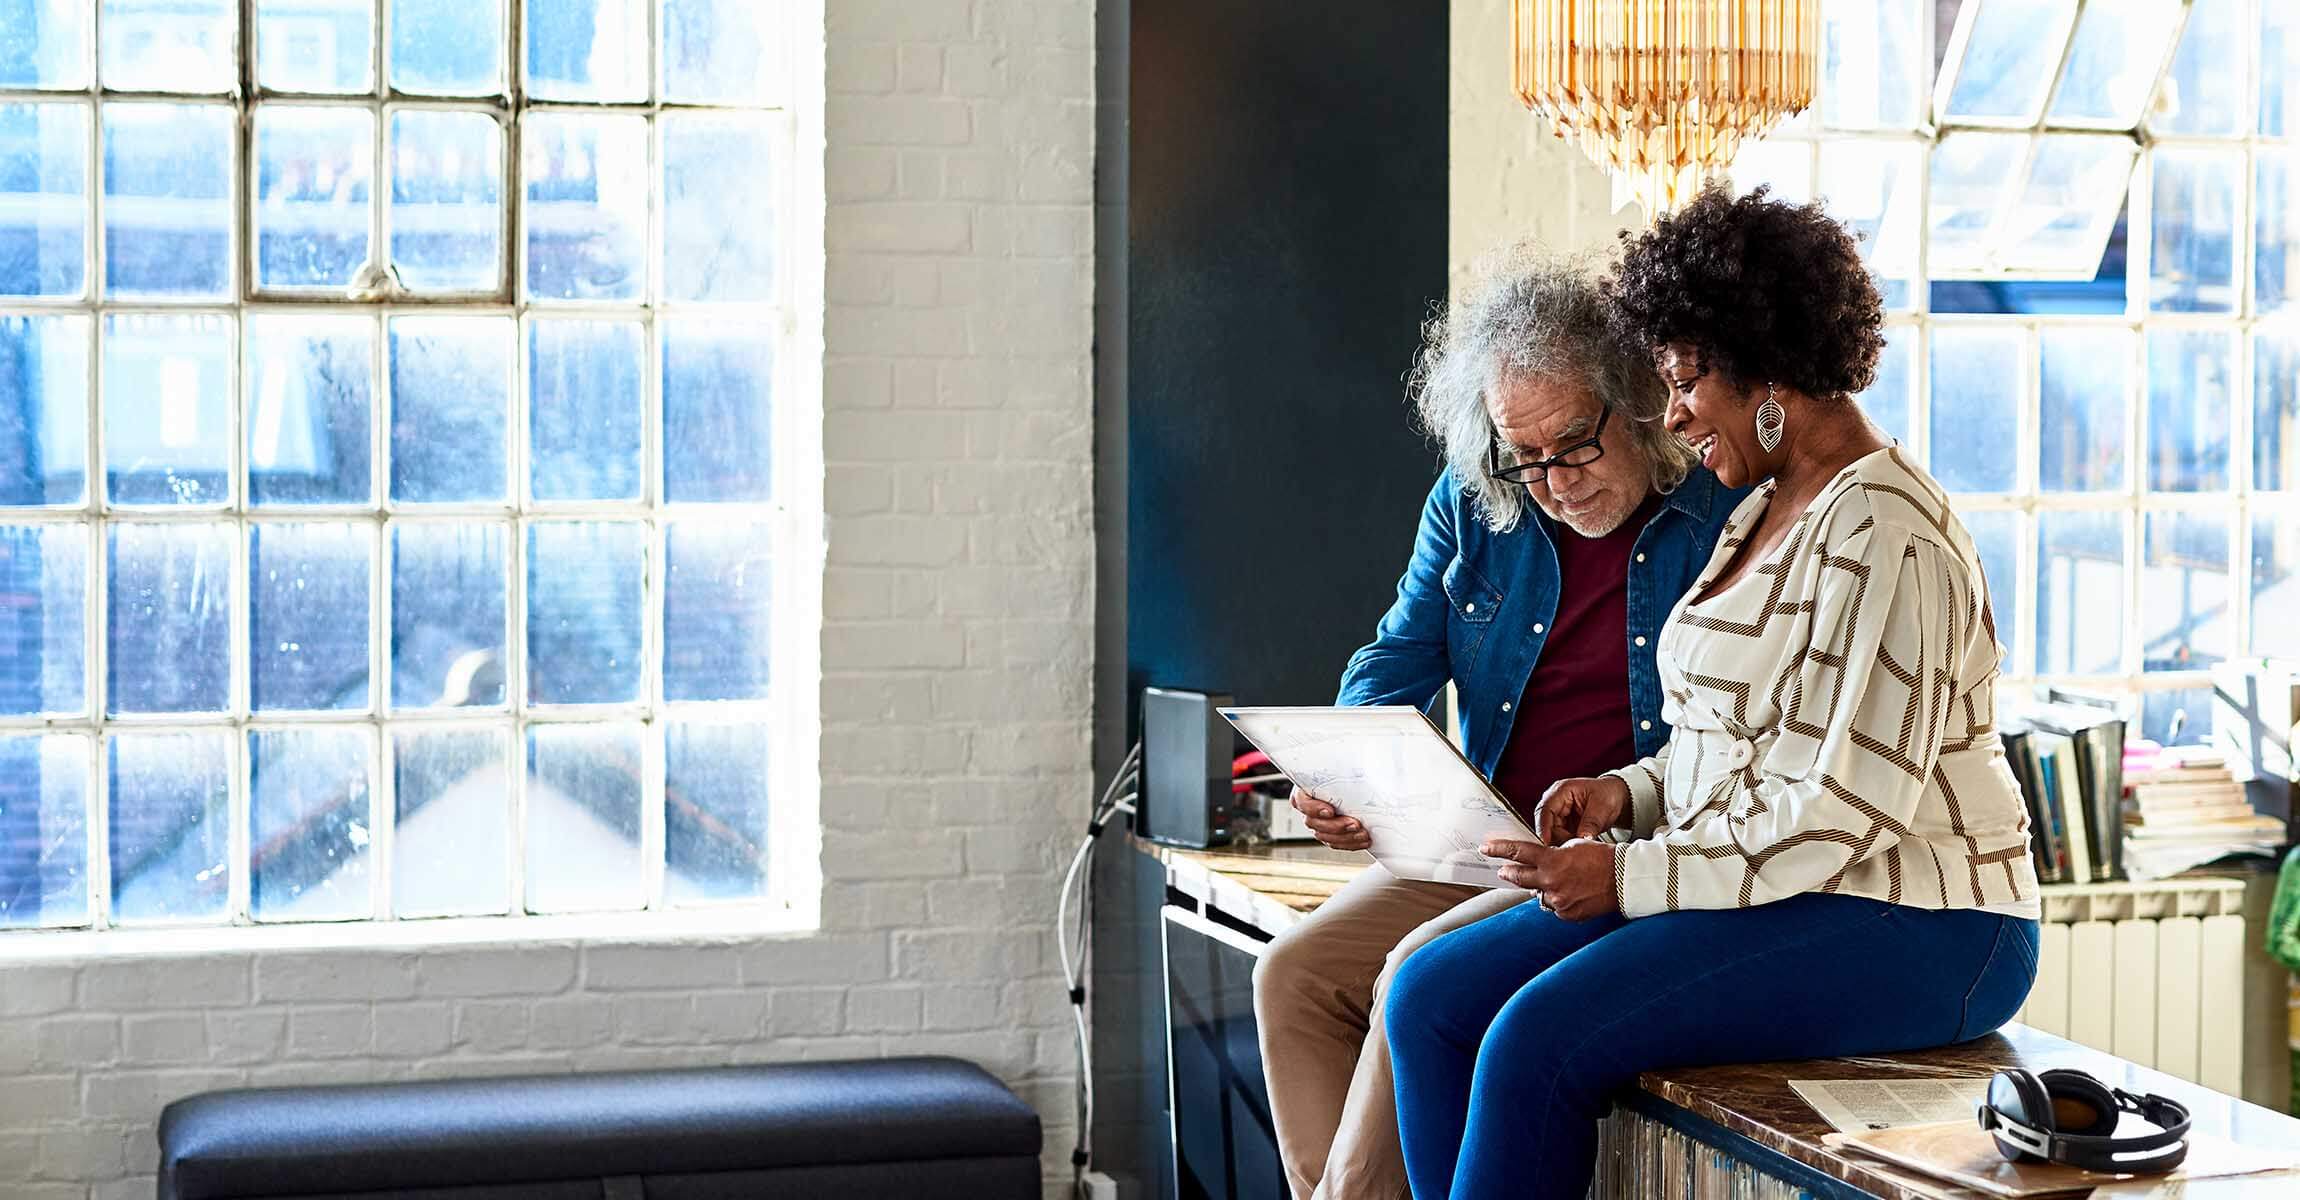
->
xmin=1975 ymin=1067 xmax=2190 ymax=1175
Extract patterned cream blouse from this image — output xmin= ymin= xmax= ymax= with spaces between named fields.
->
xmin=1603 ymin=446 xmax=2040 ymax=920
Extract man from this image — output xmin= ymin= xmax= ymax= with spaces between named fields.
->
xmin=1251 ymin=247 xmax=1744 ymax=1200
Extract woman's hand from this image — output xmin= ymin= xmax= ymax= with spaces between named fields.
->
xmin=1479 ymin=838 xmax=1617 ymax=921
xmin=1533 ymin=775 xmax=1631 ymax=846
xmin=1290 ymin=786 xmax=1372 ymax=852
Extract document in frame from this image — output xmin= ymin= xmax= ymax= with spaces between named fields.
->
xmin=1220 ymin=705 xmax=1535 ymax=888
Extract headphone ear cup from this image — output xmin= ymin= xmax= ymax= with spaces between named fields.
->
xmin=1990 ymin=1069 xmax=2055 ymax=1162
xmin=2037 ymin=1069 xmax=2120 ymax=1138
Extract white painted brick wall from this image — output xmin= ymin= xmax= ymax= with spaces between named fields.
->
xmin=0 ymin=0 xmax=1096 ymax=1195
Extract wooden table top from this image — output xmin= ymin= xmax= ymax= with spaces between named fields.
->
xmin=1146 ymin=840 xmax=2300 ymax=1199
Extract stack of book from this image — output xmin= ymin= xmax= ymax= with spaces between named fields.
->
xmin=2120 ymin=743 xmax=2286 ymax=881
xmin=2003 ymin=702 xmax=2125 ymax=884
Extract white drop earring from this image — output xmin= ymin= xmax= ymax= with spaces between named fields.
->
xmin=1754 ymin=383 xmax=1786 ymax=454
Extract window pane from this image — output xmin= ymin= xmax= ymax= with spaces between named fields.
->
xmin=1727 ymin=138 xmax=1812 ymax=205
xmin=2048 ymin=0 xmax=2182 ymax=127
xmin=251 ymin=522 xmax=371 ymax=712
xmin=392 ymin=726 xmax=510 ymax=917
xmin=1818 ymin=0 xmax=1922 ymax=130
xmin=2258 ymin=152 xmax=2300 ymax=315
xmin=664 ymin=520 xmax=770 ymax=701
xmin=389 ymin=0 xmax=506 ymax=96
xmin=524 ymin=722 xmax=643 ymax=914
xmin=522 ymin=112 xmax=647 ymax=302
xmin=662 ymin=0 xmax=776 ymax=105
xmin=2146 ymin=328 xmax=2234 ymax=492
xmin=0 ymin=0 xmax=91 ymax=89
xmin=2141 ymin=688 xmax=2215 ymax=746
xmin=1927 ymin=133 xmax=2025 ymax=274
xmin=664 ymin=721 xmax=768 ymax=902
xmin=529 ymin=319 xmax=641 ymax=502
xmin=0 ymin=313 xmax=89 ymax=506
xmin=1928 ymin=325 xmax=2021 ymax=493
xmin=257 ymin=0 xmax=375 ymax=94
xmin=250 ymin=727 xmax=373 ymax=922
xmin=2037 ymin=510 xmax=2125 ymax=675
xmin=0 ymin=102 xmax=88 ymax=298
xmin=1857 ymin=324 xmax=1913 ymax=447
xmin=526 ymin=0 xmax=646 ymax=102
xmin=2149 ymin=147 xmax=2242 ymax=314
xmin=0 ymin=733 xmax=88 ymax=929
xmin=662 ymin=319 xmax=773 ymax=502
xmin=247 ymin=314 xmax=374 ymax=507
xmin=2141 ymin=512 xmax=2229 ymax=672
xmin=102 ymin=103 xmax=233 ymax=299
xmin=1958 ymin=509 xmax=2021 ymax=674
xmin=2262 ymin=331 xmax=2300 ymax=493
xmin=0 ymin=524 xmax=85 ymax=716
xmin=107 ymin=729 xmax=230 ymax=924
xmin=2038 ymin=326 xmax=2128 ymax=491
xmin=2151 ymin=0 xmax=2246 ymax=136
xmin=388 ymin=315 xmax=510 ymax=503
xmin=107 ymin=522 xmax=232 ymax=714
xmin=254 ymin=106 xmax=374 ymax=291
xmin=525 ymin=520 xmax=644 ymax=706
xmin=2253 ymin=511 xmax=2300 ymax=659
xmin=2266 ymin=0 xmax=2300 ymax=136
xmin=390 ymin=522 xmax=505 ymax=709
xmin=100 ymin=0 xmax=233 ymax=93
xmin=663 ymin=113 xmax=779 ymax=303
xmin=1999 ymin=136 xmax=2134 ymax=277
xmin=1942 ymin=0 xmax=2076 ymax=123
xmin=1816 ymin=140 xmax=1919 ymax=310
xmin=388 ymin=110 xmax=503 ymax=293
xmin=103 ymin=312 xmax=231 ymax=507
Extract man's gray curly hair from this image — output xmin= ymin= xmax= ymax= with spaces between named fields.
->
xmin=1407 ymin=243 xmax=1692 ymax=532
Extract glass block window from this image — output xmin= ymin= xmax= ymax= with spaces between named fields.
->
xmin=0 ymin=0 xmax=803 ymax=932
xmin=1730 ymin=0 xmax=2294 ymax=747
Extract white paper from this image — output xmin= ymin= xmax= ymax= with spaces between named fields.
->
xmin=1221 ymin=706 xmax=1536 ymax=888
xmin=1791 ymin=1077 xmax=1992 ymax=1133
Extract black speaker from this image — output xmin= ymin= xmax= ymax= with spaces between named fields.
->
xmin=1140 ymin=687 xmax=1235 ymax=848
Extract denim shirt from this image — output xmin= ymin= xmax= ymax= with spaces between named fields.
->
xmin=1335 ymin=467 xmax=1746 ymax=777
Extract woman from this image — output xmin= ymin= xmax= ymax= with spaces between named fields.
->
xmin=1382 ymin=184 xmax=2040 ymax=1200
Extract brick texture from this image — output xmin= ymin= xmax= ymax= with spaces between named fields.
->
xmin=0 ymin=0 xmax=1095 ymax=1196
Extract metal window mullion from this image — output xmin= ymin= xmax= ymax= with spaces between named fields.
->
xmin=641 ymin=298 xmax=668 ymax=908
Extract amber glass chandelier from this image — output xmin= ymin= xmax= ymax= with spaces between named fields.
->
xmin=1511 ymin=1 xmax=1820 ymax=214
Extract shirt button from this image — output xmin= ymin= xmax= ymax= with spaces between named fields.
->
xmin=1635 ymin=636 xmax=1648 ymax=647
xmin=1533 ymin=623 xmax=1546 ymax=633
xmin=1636 ymin=553 xmax=1647 ymax=563
xmin=1464 ymin=602 xmax=1475 ymax=613
xmin=1640 ymin=720 xmax=1653 ymax=731
xmin=1501 ymin=702 xmax=1512 ymax=712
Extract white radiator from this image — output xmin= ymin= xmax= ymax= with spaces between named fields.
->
xmin=2010 ymin=878 xmax=2248 ymax=1094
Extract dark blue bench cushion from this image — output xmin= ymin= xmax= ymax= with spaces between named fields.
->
xmin=157 ymin=1057 xmax=1041 ymax=1200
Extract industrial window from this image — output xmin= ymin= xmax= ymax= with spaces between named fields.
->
xmin=0 ymin=0 xmax=809 ymax=932
xmin=1730 ymin=0 xmax=2296 ymax=746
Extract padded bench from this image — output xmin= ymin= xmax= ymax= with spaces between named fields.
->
xmin=156 ymin=1056 xmax=1042 ymax=1200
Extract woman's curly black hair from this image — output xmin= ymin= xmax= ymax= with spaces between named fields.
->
xmin=1602 ymin=181 xmax=1885 ymax=402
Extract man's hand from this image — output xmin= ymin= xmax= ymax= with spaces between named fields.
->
xmin=1479 ymin=838 xmax=1617 ymax=921
xmin=1533 ymin=775 xmax=1631 ymax=846
xmin=1290 ymin=786 xmax=1371 ymax=852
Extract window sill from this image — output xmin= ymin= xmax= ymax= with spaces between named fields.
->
xmin=0 ymin=905 xmax=817 ymax=964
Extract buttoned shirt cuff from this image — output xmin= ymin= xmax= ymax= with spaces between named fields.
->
xmin=1611 ymin=838 xmax=1667 ymax=920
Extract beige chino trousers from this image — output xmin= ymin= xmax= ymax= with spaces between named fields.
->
xmin=1251 ymin=865 xmax=1532 ymax=1200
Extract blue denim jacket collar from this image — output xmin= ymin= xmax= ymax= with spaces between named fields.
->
xmin=1335 ymin=467 xmax=1746 ymax=781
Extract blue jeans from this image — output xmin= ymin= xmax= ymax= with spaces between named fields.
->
xmin=1384 ymin=892 xmax=2039 ymax=1200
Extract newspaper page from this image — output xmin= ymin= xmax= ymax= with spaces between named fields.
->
xmin=1221 ymin=706 xmax=1536 ymax=888
xmin=1791 ymin=1077 xmax=1993 ymax=1133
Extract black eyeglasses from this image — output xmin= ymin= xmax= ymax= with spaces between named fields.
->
xmin=1486 ymin=406 xmax=1610 ymax=485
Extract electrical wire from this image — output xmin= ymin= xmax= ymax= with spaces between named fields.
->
xmin=1062 ymin=741 xmax=1141 ymax=1198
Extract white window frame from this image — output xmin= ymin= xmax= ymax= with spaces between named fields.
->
xmin=0 ymin=0 xmax=823 ymax=939
xmin=1728 ymin=0 xmax=2296 ymax=744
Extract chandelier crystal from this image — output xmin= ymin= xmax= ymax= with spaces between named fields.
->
xmin=1511 ymin=1 xmax=1820 ymax=215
